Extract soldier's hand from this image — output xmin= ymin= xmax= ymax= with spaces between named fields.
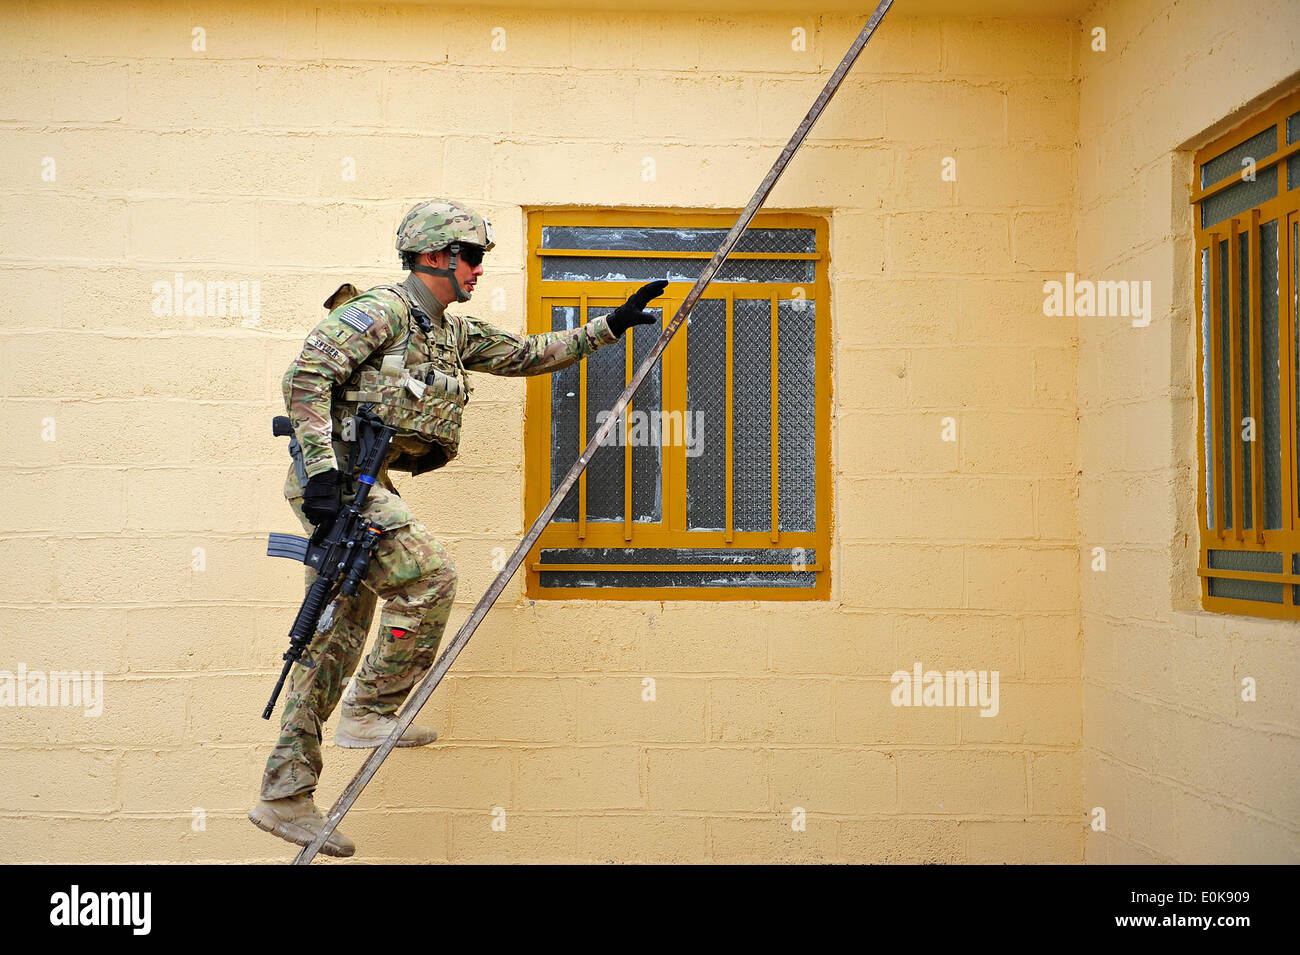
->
xmin=606 ymin=280 xmax=668 ymax=336
xmin=302 ymin=469 xmax=343 ymax=526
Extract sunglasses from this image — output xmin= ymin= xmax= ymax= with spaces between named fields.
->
xmin=452 ymin=243 xmax=485 ymax=267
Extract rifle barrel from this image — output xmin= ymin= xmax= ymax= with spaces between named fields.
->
xmin=262 ymin=659 xmax=294 ymax=720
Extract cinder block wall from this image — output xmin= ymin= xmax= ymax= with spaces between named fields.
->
xmin=1077 ymin=0 xmax=1300 ymax=863
xmin=0 ymin=2 xmax=1079 ymax=862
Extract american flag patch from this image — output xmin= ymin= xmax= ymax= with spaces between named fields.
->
xmin=338 ymin=307 xmax=374 ymax=334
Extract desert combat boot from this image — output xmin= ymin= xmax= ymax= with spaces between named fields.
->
xmin=248 ymin=793 xmax=356 ymax=858
xmin=335 ymin=705 xmax=438 ymax=749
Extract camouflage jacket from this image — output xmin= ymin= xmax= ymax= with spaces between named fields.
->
xmin=283 ymin=275 xmax=619 ymax=477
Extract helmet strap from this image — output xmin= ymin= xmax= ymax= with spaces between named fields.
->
xmin=407 ymin=243 xmax=471 ymax=303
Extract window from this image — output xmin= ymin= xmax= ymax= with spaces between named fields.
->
xmin=523 ymin=209 xmax=831 ymax=600
xmin=1192 ymin=87 xmax=1300 ymax=619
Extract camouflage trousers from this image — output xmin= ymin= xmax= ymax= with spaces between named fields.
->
xmin=260 ymin=462 xmax=457 ymax=801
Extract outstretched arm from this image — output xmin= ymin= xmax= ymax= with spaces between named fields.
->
xmin=457 ymin=280 xmax=669 ymax=376
xmin=457 ymin=313 xmax=619 ymax=376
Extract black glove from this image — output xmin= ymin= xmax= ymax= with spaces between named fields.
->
xmin=302 ymin=469 xmax=343 ymax=526
xmin=606 ymin=280 xmax=668 ymax=337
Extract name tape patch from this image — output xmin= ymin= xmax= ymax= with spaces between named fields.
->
xmin=306 ymin=335 xmax=343 ymax=362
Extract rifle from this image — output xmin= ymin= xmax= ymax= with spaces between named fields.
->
xmin=261 ymin=404 xmax=397 ymax=720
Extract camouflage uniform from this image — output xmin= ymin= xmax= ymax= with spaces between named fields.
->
xmin=261 ymin=202 xmax=619 ymax=801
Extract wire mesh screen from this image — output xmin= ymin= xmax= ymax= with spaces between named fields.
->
xmin=584 ymin=322 xmax=628 ymax=522
xmin=539 ymin=547 xmax=818 ymax=589
xmin=1202 ymin=168 xmax=1277 ymax=229
xmin=1200 ymin=128 xmax=1276 ymax=188
xmin=686 ymin=297 xmax=818 ymax=533
xmin=541 ymin=257 xmax=814 ymax=284
xmin=543 ymin=226 xmax=816 ymax=254
xmin=732 ymin=299 xmax=773 ymax=531
xmin=540 ymin=569 xmax=818 ymax=588
xmin=550 ymin=307 xmax=663 ymax=524
xmin=630 ymin=312 xmax=663 ymax=523
xmin=540 ymin=547 xmax=815 ymax=564
xmin=687 ymin=299 xmax=727 ymax=530
xmin=550 ymin=305 xmax=581 ymax=523
xmin=778 ymin=299 xmax=817 ymax=532
xmin=1207 ymin=549 xmax=1284 ymax=604
xmin=1259 ymin=220 xmax=1282 ymax=529
xmin=1217 ymin=239 xmax=1233 ymax=529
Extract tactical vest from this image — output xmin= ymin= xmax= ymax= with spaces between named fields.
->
xmin=329 ymin=282 xmax=474 ymax=476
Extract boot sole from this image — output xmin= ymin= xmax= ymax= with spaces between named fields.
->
xmin=247 ymin=808 xmax=355 ymax=858
xmin=334 ymin=730 xmax=437 ymax=749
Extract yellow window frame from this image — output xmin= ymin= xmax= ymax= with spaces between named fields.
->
xmin=522 ymin=207 xmax=832 ymax=601
xmin=1192 ymin=86 xmax=1300 ymax=620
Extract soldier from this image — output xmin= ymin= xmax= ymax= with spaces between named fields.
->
xmin=249 ymin=199 xmax=667 ymax=857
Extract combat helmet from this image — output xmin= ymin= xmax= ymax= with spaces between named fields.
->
xmin=396 ymin=199 xmax=494 ymax=304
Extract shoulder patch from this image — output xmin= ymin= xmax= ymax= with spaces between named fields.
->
xmin=338 ymin=306 xmax=375 ymax=334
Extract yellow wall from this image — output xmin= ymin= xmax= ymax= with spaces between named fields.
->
xmin=1076 ymin=0 xmax=1299 ymax=863
xmin=3 ymin=0 xmax=1278 ymax=864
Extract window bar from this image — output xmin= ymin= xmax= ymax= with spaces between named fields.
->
xmin=725 ymin=287 xmax=735 ymax=544
xmin=1229 ymin=218 xmax=1244 ymax=540
xmin=769 ymin=292 xmax=780 ymax=543
xmin=623 ymin=296 xmax=634 ymax=542
xmin=1249 ymin=209 xmax=1265 ymax=543
xmin=1209 ymin=233 xmax=1226 ymax=537
xmin=578 ymin=292 xmax=589 ymax=540
xmin=1195 ymin=567 xmax=1300 ymax=585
